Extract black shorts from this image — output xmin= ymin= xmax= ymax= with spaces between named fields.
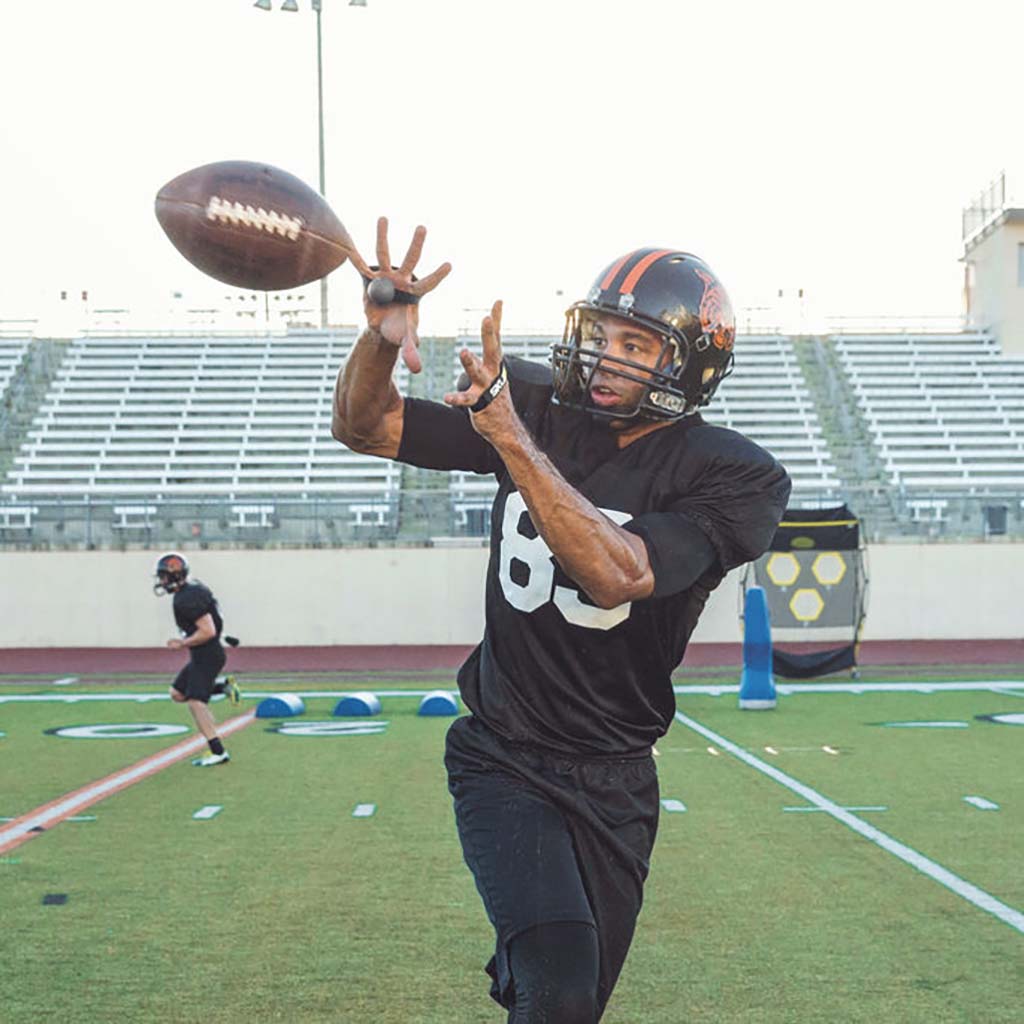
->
xmin=171 ymin=642 xmax=226 ymax=703
xmin=444 ymin=714 xmax=660 ymax=1014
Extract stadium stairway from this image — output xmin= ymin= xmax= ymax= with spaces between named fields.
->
xmin=793 ymin=336 xmax=901 ymax=539
xmin=396 ymin=335 xmax=461 ymax=540
xmin=0 ymin=338 xmax=68 ymax=482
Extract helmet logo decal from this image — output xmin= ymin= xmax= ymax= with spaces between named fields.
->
xmin=695 ymin=267 xmax=735 ymax=352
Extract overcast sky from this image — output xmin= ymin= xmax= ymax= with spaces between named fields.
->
xmin=2 ymin=0 xmax=1023 ymax=334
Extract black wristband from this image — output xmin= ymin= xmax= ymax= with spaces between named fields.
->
xmin=361 ymin=266 xmax=419 ymax=305
xmin=470 ymin=360 xmax=508 ymax=413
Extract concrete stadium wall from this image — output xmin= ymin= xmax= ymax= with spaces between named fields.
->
xmin=1 ymin=542 xmax=1022 ymax=648
xmin=964 ymin=211 xmax=1024 ymax=354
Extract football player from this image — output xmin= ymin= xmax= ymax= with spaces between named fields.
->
xmin=154 ymin=552 xmax=240 ymax=768
xmin=332 ymin=220 xmax=791 ymax=1022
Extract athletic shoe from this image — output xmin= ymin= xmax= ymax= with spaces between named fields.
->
xmin=191 ymin=752 xmax=231 ymax=768
xmin=224 ymin=675 xmax=241 ymax=706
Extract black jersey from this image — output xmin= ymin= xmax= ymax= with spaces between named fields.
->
xmin=172 ymin=581 xmax=224 ymax=649
xmin=397 ymin=357 xmax=791 ymax=755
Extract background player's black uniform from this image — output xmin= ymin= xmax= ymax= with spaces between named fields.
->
xmin=171 ymin=581 xmax=226 ymax=702
xmin=398 ymin=358 xmax=791 ymax=1014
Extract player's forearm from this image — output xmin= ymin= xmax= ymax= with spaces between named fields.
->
xmin=181 ymin=626 xmax=215 ymax=648
xmin=494 ymin=421 xmax=653 ymax=608
xmin=332 ymin=327 xmax=403 ymax=450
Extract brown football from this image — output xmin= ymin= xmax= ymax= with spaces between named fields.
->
xmin=155 ymin=160 xmax=353 ymax=290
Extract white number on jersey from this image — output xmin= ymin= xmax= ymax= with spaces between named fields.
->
xmin=497 ymin=491 xmax=633 ymax=630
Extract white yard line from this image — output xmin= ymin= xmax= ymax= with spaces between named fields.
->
xmin=673 ymin=710 xmax=1024 ymax=936
xmin=963 ymin=796 xmax=1000 ymax=811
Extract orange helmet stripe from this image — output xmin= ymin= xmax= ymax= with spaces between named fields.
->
xmin=619 ymin=249 xmax=673 ymax=295
xmin=599 ymin=251 xmax=637 ymax=291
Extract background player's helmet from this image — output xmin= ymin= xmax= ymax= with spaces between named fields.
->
xmin=552 ymin=248 xmax=736 ymax=420
xmin=153 ymin=552 xmax=189 ymax=595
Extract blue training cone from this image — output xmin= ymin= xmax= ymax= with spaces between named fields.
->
xmin=417 ymin=690 xmax=459 ymax=717
xmin=255 ymin=694 xmax=306 ymax=718
xmin=738 ymin=586 xmax=777 ymax=710
xmin=333 ymin=692 xmax=382 ymax=717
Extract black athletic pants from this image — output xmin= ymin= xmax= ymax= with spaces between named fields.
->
xmin=445 ymin=714 xmax=660 ymax=1021
xmin=171 ymin=641 xmax=226 ymax=703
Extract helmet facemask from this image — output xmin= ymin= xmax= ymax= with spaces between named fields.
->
xmin=153 ymin=553 xmax=189 ymax=596
xmin=553 ymin=306 xmax=703 ymax=421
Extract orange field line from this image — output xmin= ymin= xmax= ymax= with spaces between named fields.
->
xmin=0 ymin=710 xmax=257 ymax=856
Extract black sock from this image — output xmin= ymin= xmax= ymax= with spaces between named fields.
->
xmin=209 ymin=737 xmax=225 ymax=756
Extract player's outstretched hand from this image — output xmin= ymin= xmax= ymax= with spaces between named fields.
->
xmin=347 ymin=217 xmax=451 ymax=374
xmin=444 ymin=301 xmax=513 ymax=437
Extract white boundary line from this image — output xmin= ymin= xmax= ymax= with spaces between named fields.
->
xmin=0 ymin=689 xmax=460 ymax=704
xmin=2 ymin=680 xmax=1023 ymax=705
xmin=673 ymin=710 xmax=1024 ymax=936
xmin=672 ymin=681 xmax=1024 ymax=696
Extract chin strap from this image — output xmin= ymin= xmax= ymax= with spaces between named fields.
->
xmin=470 ymin=360 xmax=508 ymax=413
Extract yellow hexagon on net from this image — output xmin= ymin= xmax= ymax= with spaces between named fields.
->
xmin=766 ymin=552 xmax=801 ymax=587
xmin=812 ymin=552 xmax=847 ymax=586
xmin=789 ymin=587 xmax=825 ymax=622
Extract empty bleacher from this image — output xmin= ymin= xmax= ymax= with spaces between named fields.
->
xmin=705 ymin=335 xmax=839 ymax=494
xmin=1 ymin=333 xmax=404 ymax=518
xmin=6 ymin=325 xmax=1020 ymax=545
xmin=0 ymin=337 xmax=31 ymax=403
xmin=833 ymin=332 xmax=1024 ymax=492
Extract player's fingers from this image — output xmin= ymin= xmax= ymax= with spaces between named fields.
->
xmin=401 ymin=305 xmax=422 ymax=373
xmin=480 ymin=310 xmax=503 ymax=368
xmin=399 ymin=225 xmax=426 ymax=276
xmin=402 ymin=334 xmax=422 ymax=373
xmin=413 ymin=262 xmax=453 ymax=296
xmin=490 ymin=299 xmax=503 ymax=341
xmin=375 ymin=217 xmax=391 ymax=274
xmin=457 ymin=345 xmax=489 ymax=388
xmin=443 ymin=389 xmax=476 ymax=407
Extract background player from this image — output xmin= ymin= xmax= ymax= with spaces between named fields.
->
xmin=154 ymin=552 xmax=240 ymax=768
xmin=332 ymin=220 xmax=791 ymax=1022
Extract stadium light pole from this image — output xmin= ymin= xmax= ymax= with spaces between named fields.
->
xmin=255 ymin=0 xmax=368 ymax=329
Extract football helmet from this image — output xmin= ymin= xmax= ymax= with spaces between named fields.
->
xmin=552 ymin=248 xmax=735 ymax=420
xmin=153 ymin=552 xmax=189 ymax=595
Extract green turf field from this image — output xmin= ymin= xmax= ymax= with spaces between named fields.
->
xmin=1 ymin=670 xmax=1022 ymax=1023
